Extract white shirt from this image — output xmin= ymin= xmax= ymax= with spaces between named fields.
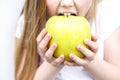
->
xmin=15 ymin=0 xmax=120 ymax=80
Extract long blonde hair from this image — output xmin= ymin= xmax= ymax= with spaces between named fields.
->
xmin=15 ymin=0 xmax=101 ymax=80
xmin=86 ymin=0 xmax=101 ymax=20
xmin=15 ymin=0 xmax=46 ymax=80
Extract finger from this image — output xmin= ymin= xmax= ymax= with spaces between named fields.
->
xmin=91 ymin=33 xmax=98 ymax=42
xmin=36 ymin=28 xmax=47 ymax=45
xmin=64 ymin=61 xmax=77 ymax=66
xmin=39 ymin=33 xmax=51 ymax=52
xmin=69 ymin=53 xmax=89 ymax=66
xmin=45 ymin=43 xmax=57 ymax=62
xmin=38 ymin=48 xmax=45 ymax=57
xmin=52 ymin=54 xmax=64 ymax=66
xmin=84 ymin=39 xmax=98 ymax=53
xmin=77 ymin=45 xmax=95 ymax=61
xmin=38 ymin=33 xmax=51 ymax=57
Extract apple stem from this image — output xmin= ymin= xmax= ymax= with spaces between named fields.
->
xmin=64 ymin=13 xmax=70 ymax=17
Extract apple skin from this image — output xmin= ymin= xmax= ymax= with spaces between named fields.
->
xmin=46 ymin=16 xmax=91 ymax=61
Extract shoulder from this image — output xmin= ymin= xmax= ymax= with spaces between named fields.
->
xmin=105 ymin=27 xmax=120 ymax=42
xmin=104 ymin=27 xmax=120 ymax=66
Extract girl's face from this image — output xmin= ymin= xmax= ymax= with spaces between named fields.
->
xmin=46 ymin=0 xmax=93 ymax=19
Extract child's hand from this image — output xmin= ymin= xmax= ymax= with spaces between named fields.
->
xmin=64 ymin=33 xmax=98 ymax=66
xmin=36 ymin=28 xmax=64 ymax=67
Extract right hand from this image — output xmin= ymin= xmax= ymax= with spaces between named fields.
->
xmin=36 ymin=28 xmax=64 ymax=67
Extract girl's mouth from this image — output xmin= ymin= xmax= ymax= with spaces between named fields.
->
xmin=58 ymin=13 xmax=77 ymax=16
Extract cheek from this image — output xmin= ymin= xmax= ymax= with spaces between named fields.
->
xmin=77 ymin=0 xmax=92 ymax=16
xmin=46 ymin=6 xmax=53 ymax=17
xmin=46 ymin=1 xmax=53 ymax=17
xmin=46 ymin=6 xmax=56 ymax=19
xmin=46 ymin=0 xmax=58 ymax=18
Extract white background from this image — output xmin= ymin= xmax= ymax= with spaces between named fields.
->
xmin=101 ymin=0 xmax=120 ymax=38
xmin=0 ymin=0 xmax=24 ymax=80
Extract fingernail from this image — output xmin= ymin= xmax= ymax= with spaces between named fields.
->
xmin=77 ymin=45 xmax=82 ymax=49
xmin=52 ymin=43 xmax=57 ymax=48
xmin=69 ymin=53 xmax=74 ymax=58
xmin=84 ymin=39 xmax=89 ymax=44
xmin=60 ymin=54 xmax=64 ymax=58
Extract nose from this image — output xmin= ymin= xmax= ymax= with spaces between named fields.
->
xmin=60 ymin=0 xmax=74 ymax=7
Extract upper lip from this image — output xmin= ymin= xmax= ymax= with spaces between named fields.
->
xmin=57 ymin=7 xmax=78 ymax=16
xmin=57 ymin=9 xmax=78 ymax=16
xmin=57 ymin=6 xmax=78 ymax=16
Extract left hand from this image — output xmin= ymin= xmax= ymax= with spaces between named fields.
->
xmin=36 ymin=28 xmax=64 ymax=67
xmin=64 ymin=33 xmax=98 ymax=66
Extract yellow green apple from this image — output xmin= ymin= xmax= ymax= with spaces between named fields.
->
xmin=45 ymin=15 xmax=91 ymax=61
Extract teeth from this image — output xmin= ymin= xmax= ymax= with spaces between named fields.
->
xmin=64 ymin=13 xmax=71 ymax=16
xmin=58 ymin=13 xmax=76 ymax=16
